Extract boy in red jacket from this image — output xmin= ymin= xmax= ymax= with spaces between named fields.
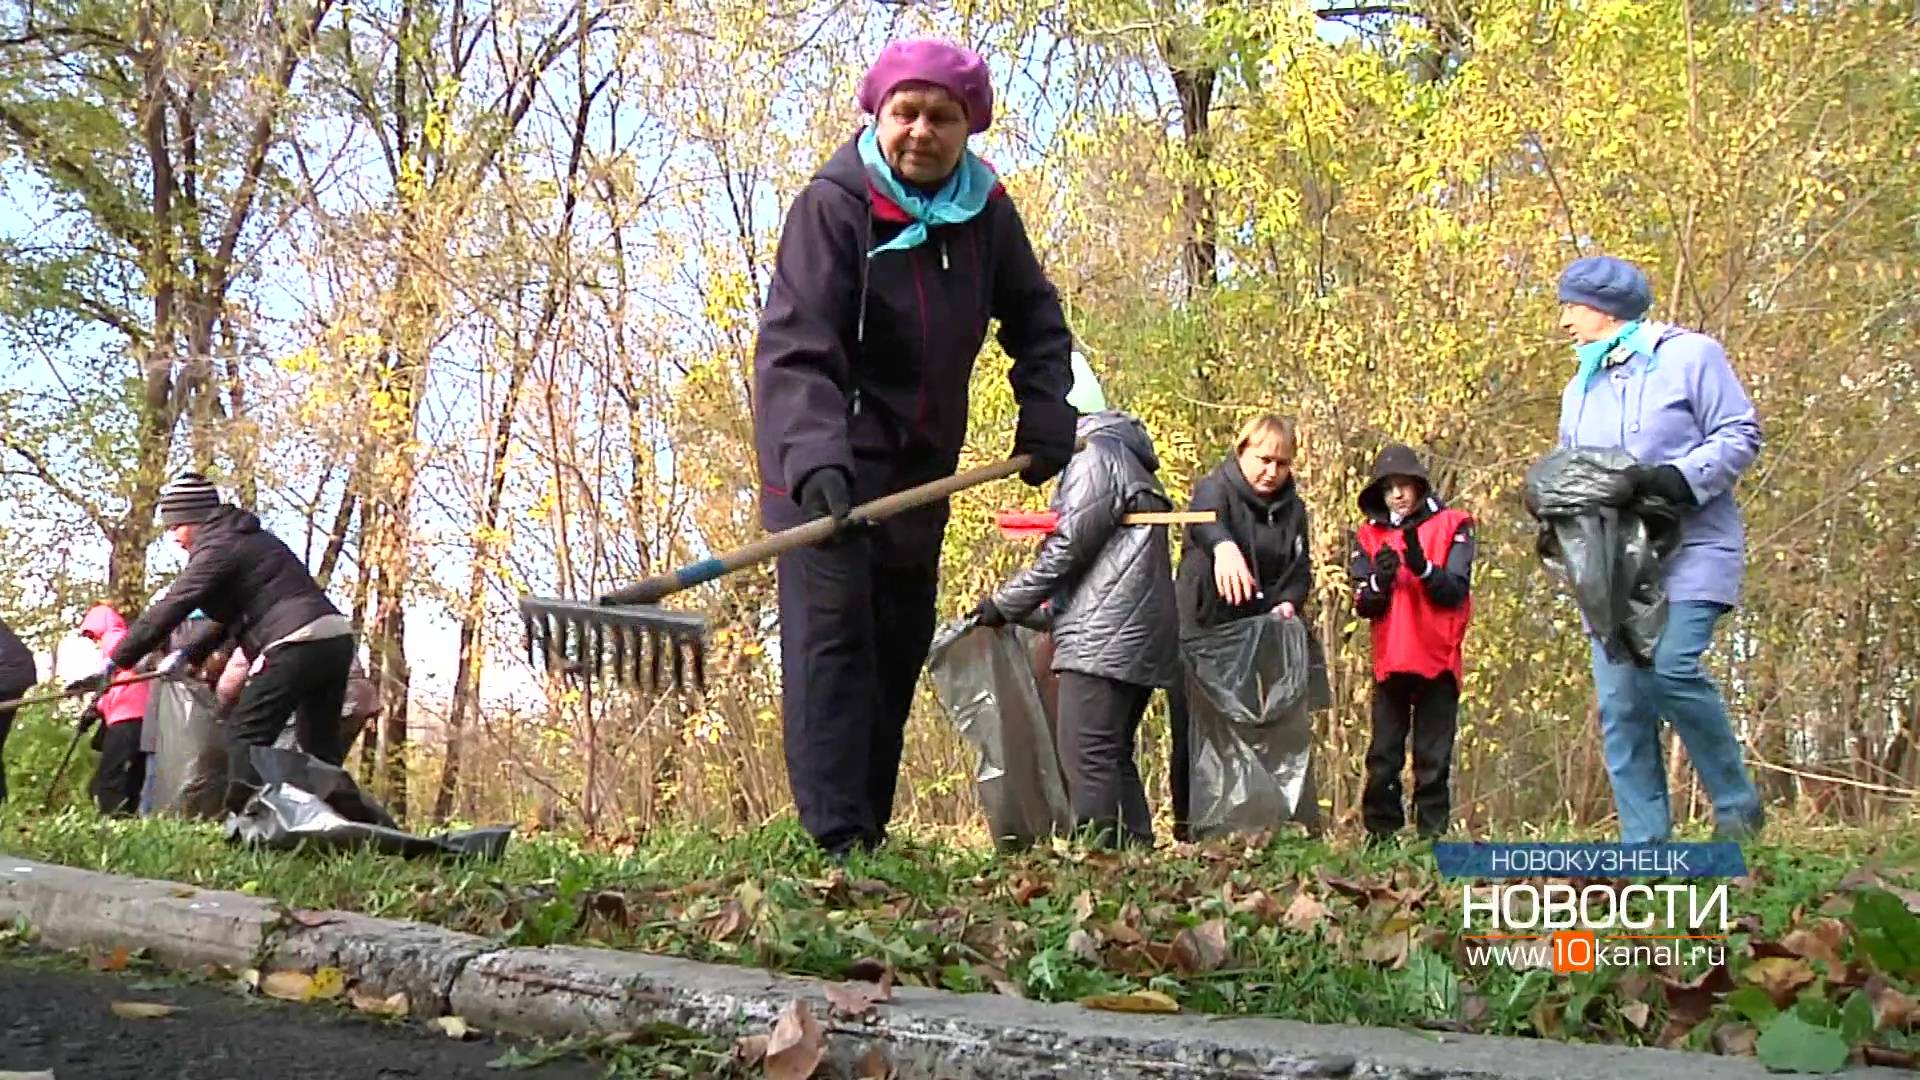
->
xmin=1349 ymin=444 xmax=1475 ymax=844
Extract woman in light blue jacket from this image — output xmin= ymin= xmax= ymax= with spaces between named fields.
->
xmin=1554 ymin=254 xmax=1766 ymax=844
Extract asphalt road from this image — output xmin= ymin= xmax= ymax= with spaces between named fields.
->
xmin=0 ymin=953 xmax=609 ymax=1080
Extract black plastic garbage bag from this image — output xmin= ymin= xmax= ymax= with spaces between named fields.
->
xmin=146 ymin=680 xmax=229 ymax=819
xmin=1182 ymin=611 xmax=1327 ymax=840
xmin=925 ymin=617 xmax=1073 ymax=851
xmin=225 ymin=746 xmax=512 ymax=861
xmin=1524 ymin=447 xmax=1685 ymax=667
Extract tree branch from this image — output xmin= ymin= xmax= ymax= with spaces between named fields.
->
xmin=0 ymin=437 xmax=112 ymax=535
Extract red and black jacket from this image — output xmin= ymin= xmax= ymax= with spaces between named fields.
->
xmin=1349 ymin=497 xmax=1476 ymax=683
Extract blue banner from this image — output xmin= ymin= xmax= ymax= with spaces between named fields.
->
xmin=1432 ymin=841 xmax=1748 ymax=879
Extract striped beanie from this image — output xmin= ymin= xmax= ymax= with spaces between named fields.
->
xmin=157 ymin=472 xmax=223 ymax=526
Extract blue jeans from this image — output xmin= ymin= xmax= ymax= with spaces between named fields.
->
xmin=1591 ymin=601 xmax=1764 ymax=843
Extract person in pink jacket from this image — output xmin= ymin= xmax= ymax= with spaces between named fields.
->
xmin=79 ymin=604 xmax=153 ymax=815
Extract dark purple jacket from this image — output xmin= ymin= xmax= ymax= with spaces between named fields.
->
xmin=751 ymin=134 xmax=1075 ymax=566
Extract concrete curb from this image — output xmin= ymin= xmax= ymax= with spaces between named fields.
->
xmin=0 ymin=856 xmax=1897 ymax=1079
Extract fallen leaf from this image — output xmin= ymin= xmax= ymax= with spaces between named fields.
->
xmin=825 ymin=982 xmax=882 ymax=1020
xmin=1080 ymin=990 xmax=1180 ymax=1014
xmin=1863 ymin=1046 xmax=1920 ymax=1068
xmin=1283 ymin=890 xmax=1330 ymax=934
xmin=309 ymin=966 xmax=346 ymax=1001
xmin=1011 ymin=876 xmax=1048 ymax=906
xmin=288 ymin=910 xmax=336 ymax=928
xmin=1755 ymin=1012 xmax=1849 ymax=1073
xmin=1780 ymin=919 xmax=1851 ymax=976
xmin=110 ymin=1000 xmax=182 ymax=1019
xmin=1616 ymin=971 xmax=1653 ymax=1002
xmin=582 ymin=890 xmax=631 ymax=935
xmin=170 ymin=886 xmax=196 ymax=899
xmin=432 ymin=1015 xmax=474 ymax=1040
xmin=1105 ymin=920 xmax=1144 ymax=946
xmin=705 ymin=899 xmax=749 ymax=943
xmin=1066 ymin=928 xmax=1103 ymax=965
xmin=1461 ymin=994 xmax=1491 ymax=1030
xmin=0 ymin=1071 xmax=56 ymax=1079
xmin=260 ymin=970 xmax=315 ymax=1002
xmin=765 ymin=1000 xmax=827 ymax=1080
xmin=347 ymin=988 xmax=409 ymax=1018
xmin=1361 ymin=916 xmax=1418 ymax=970
xmin=93 ymin=947 xmax=131 ymax=972
xmin=845 ymin=956 xmax=891 ymax=984
xmin=731 ymin=1033 xmax=770 ymax=1069
xmin=1528 ymin=998 xmax=1564 ymax=1039
xmin=1070 ymin=890 xmax=1096 ymax=926
xmin=1171 ymin=919 xmax=1229 ymax=975
xmin=1230 ymin=888 xmax=1285 ymax=925
xmin=236 ymin=968 xmax=262 ymax=993
xmin=855 ymin=1043 xmax=894 ymax=1079
xmin=1711 ymin=1022 xmax=1758 ymax=1056
xmin=1867 ymin=975 xmax=1919 ymax=1029
xmin=1743 ymin=956 xmax=1817 ymax=1005
xmin=1619 ymin=1000 xmax=1651 ymax=1031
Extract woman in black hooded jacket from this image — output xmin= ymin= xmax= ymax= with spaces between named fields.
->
xmin=1169 ymin=414 xmax=1319 ymax=839
xmin=0 ymin=616 xmax=38 ymax=804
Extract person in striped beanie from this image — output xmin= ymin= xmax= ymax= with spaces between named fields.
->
xmin=108 ymin=471 xmax=360 ymax=813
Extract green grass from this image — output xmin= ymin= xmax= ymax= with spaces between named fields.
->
xmin=7 ymin=803 xmax=1920 ymax=1072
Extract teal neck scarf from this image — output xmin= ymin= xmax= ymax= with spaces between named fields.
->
xmin=858 ymin=126 xmax=997 ymax=258
xmin=1573 ymin=319 xmax=1664 ymax=391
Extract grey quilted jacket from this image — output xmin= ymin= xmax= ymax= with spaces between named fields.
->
xmin=991 ymin=411 xmax=1179 ymax=688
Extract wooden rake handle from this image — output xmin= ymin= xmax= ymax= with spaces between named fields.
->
xmin=597 ymin=445 xmax=1076 ymax=608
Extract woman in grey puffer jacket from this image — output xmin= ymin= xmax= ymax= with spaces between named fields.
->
xmin=972 ymin=406 xmax=1178 ymax=847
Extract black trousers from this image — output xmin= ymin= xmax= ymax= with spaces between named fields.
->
xmin=0 ymin=681 xmax=29 ymax=804
xmin=224 ymin=635 xmax=355 ymax=812
xmin=92 ymin=720 xmax=146 ymax=816
xmin=1057 ymin=672 xmax=1154 ymax=848
xmin=776 ymin=536 xmax=939 ymax=855
xmin=1363 ymin=672 xmax=1460 ymax=838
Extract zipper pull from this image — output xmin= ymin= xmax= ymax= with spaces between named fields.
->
xmin=940 ymin=240 xmax=949 ymax=270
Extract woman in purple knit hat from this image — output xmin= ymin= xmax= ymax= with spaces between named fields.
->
xmin=750 ymin=38 xmax=1079 ymax=857
xmin=1553 ymin=254 xmax=1767 ymax=845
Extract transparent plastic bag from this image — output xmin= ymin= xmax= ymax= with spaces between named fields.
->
xmin=1182 ymin=612 xmax=1324 ymax=839
xmin=925 ymin=618 xmax=1073 ymax=851
xmin=1525 ymin=447 xmax=1684 ymax=666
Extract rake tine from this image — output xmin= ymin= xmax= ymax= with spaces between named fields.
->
xmin=610 ymin=624 xmax=628 ymax=687
xmin=592 ymin=622 xmax=605 ymax=681
xmin=672 ymin=635 xmax=686 ymax=693
xmin=691 ymin=640 xmax=706 ymax=692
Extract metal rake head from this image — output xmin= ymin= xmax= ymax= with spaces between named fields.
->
xmin=519 ymin=596 xmax=709 ymax=694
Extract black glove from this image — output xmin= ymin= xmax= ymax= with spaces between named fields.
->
xmin=972 ymin=597 xmax=1008 ymax=628
xmin=1370 ymin=546 xmax=1401 ymax=589
xmin=1013 ymin=402 xmax=1075 ymax=487
xmin=1628 ymin=463 xmax=1695 ymax=507
xmin=1402 ymin=526 xmax=1428 ymax=577
xmin=797 ymin=466 xmax=852 ymax=523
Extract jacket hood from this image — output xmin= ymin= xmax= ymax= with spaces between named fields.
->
xmin=199 ymin=504 xmax=263 ymax=541
xmin=815 ymin=135 xmax=871 ymax=201
xmin=1359 ymin=443 xmax=1433 ymax=519
xmin=1079 ymin=410 xmax=1159 ymax=473
xmin=80 ymin=604 xmax=127 ymax=639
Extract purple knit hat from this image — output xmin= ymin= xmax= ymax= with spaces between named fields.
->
xmin=857 ymin=39 xmax=994 ymax=134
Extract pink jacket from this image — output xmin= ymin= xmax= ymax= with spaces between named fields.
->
xmin=80 ymin=605 xmax=151 ymax=726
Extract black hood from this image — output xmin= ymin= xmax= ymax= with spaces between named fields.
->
xmin=1358 ymin=443 xmax=1432 ymax=520
xmin=1079 ymin=410 xmax=1160 ymax=473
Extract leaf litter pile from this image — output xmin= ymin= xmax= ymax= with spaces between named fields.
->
xmin=10 ymin=812 xmax=1920 ymax=1074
